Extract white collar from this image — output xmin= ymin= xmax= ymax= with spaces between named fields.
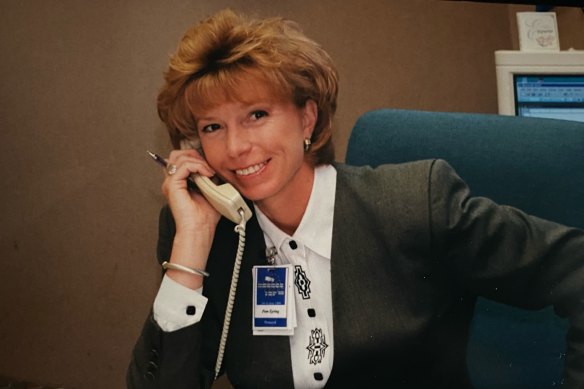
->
xmin=254 ymin=164 xmax=337 ymax=259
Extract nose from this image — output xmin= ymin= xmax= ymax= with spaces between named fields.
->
xmin=225 ymin=125 xmax=252 ymax=158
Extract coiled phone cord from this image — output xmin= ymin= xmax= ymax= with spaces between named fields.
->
xmin=214 ymin=209 xmax=247 ymax=380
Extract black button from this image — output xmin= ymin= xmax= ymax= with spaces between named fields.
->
xmin=289 ymin=240 xmax=298 ymax=250
xmin=307 ymin=308 xmax=316 ymax=317
xmin=144 ymin=371 xmax=155 ymax=381
xmin=314 ymin=372 xmax=323 ymax=381
xmin=186 ymin=305 xmax=196 ymax=315
xmin=150 ymin=349 xmax=159 ymax=363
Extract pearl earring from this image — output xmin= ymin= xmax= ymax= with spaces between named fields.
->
xmin=304 ymin=138 xmax=312 ymax=152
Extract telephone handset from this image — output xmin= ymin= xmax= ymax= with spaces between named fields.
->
xmin=179 ymin=139 xmax=252 ymax=224
xmin=188 ymin=171 xmax=252 ymax=224
xmin=146 ymin=149 xmax=251 ymax=224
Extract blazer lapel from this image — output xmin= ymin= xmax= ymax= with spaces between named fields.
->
xmin=328 ymin=165 xmax=382 ymax=381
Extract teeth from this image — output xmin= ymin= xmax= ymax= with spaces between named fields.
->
xmin=236 ymin=162 xmax=265 ymax=176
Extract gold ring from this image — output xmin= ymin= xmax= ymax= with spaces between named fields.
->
xmin=167 ymin=164 xmax=177 ymax=175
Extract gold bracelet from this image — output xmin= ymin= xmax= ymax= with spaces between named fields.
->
xmin=161 ymin=261 xmax=210 ymax=278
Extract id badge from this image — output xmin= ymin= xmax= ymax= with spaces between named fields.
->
xmin=252 ymin=265 xmax=296 ymax=336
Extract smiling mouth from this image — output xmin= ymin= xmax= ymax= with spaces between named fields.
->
xmin=235 ymin=160 xmax=269 ymax=176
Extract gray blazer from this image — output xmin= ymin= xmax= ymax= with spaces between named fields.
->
xmin=128 ymin=160 xmax=584 ymax=388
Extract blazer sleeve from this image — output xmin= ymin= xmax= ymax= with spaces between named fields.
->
xmin=126 ymin=206 xmax=215 ymax=389
xmin=428 ymin=159 xmax=584 ymax=387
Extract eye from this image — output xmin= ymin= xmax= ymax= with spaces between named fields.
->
xmin=250 ymin=110 xmax=268 ymax=121
xmin=200 ymin=123 xmax=222 ymax=133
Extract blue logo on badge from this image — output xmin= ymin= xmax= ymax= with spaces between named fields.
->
xmin=256 ymin=268 xmax=286 ymax=305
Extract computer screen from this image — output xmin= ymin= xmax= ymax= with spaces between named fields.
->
xmin=513 ymin=74 xmax=584 ymax=122
xmin=495 ymin=50 xmax=584 ymax=123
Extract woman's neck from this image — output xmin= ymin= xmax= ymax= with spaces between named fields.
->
xmin=256 ymin=164 xmax=315 ymax=236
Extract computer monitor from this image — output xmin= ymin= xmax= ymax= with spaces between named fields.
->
xmin=495 ymin=50 xmax=584 ymax=122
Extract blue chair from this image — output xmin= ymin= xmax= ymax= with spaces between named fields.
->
xmin=346 ymin=109 xmax=584 ymax=389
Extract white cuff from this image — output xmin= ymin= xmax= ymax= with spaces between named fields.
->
xmin=153 ymin=274 xmax=208 ymax=332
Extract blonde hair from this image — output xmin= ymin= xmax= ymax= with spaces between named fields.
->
xmin=157 ymin=9 xmax=339 ymax=165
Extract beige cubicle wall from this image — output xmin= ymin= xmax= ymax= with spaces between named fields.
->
xmin=0 ymin=1 xmax=582 ymax=388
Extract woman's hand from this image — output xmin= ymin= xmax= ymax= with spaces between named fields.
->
xmin=162 ymin=149 xmax=221 ymax=232
xmin=160 ymin=148 xmax=221 ymax=289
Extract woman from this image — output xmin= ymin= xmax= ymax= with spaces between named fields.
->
xmin=128 ymin=9 xmax=584 ymax=389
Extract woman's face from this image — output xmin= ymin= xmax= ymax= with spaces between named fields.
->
xmin=193 ymin=84 xmax=317 ymax=207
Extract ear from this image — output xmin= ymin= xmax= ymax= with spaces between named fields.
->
xmin=302 ymin=99 xmax=318 ymax=138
